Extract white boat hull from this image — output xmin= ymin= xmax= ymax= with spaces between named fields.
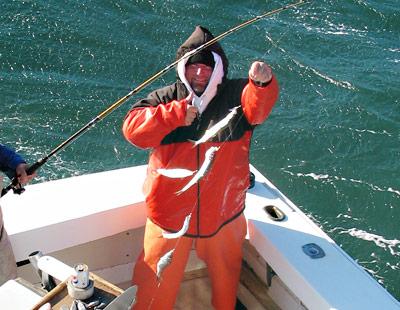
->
xmin=1 ymin=165 xmax=399 ymax=309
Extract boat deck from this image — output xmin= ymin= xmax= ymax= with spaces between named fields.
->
xmin=112 ymin=240 xmax=280 ymax=310
xmin=177 ymin=258 xmax=279 ymax=309
xmin=176 ymin=241 xmax=280 ymax=310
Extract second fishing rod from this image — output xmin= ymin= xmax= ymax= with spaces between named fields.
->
xmin=1 ymin=0 xmax=309 ymax=198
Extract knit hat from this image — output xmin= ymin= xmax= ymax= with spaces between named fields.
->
xmin=186 ymin=50 xmax=215 ymax=68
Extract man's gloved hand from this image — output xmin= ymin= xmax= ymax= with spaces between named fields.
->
xmin=249 ymin=61 xmax=273 ymax=85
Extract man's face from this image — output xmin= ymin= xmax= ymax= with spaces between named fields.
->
xmin=185 ymin=63 xmax=213 ymax=96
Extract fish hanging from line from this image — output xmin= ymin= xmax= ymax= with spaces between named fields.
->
xmin=156 ymin=249 xmax=175 ymax=280
xmin=191 ymin=106 xmax=240 ymax=146
xmin=176 ymin=146 xmax=220 ymax=195
xmin=162 ymin=214 xmax=192 ymax=239
xmin=157 ymin=168 xmax=196 ymax=178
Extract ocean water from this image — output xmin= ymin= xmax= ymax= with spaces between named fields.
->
xmin=1 ymin=0 xmax=399 ymax=301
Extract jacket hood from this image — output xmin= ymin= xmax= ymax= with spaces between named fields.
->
xmin=176 ymin=26 xmax=229 ymax=77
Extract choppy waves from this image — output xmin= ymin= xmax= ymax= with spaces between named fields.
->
xmin=282 ymin=168 xmax=400 ymax=198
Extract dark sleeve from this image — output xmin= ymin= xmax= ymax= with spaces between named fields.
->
xmin=0 ymin=144 xmax=26 ymax=178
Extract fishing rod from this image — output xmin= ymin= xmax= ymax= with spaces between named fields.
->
xmin=1 ymin=0 xmax=309 ymax=198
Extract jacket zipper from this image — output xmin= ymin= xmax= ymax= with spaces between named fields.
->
xmin=196 ymin=144 xmax=200 ymax=236
xmin=196 ymin=114 xmax=202 ymax=236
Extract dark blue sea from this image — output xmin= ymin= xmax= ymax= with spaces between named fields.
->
xmin=1 ymin=0 xmax=399 ymax=301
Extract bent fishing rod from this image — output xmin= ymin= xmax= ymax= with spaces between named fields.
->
xmin=1 ymin=0 xmax=309 ymax=198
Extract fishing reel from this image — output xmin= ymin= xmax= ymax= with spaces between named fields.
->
xmin=0 ymin=183 xmax=25 ymax=197
xmin=11 ymin=184 xmax=26 ymax=195
xmin=1 ymin=160 xmax=42 ymax=198
xmin=1 ymin=168 xmax=25 ymax=197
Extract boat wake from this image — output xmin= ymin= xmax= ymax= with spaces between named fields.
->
xmin=336 ymin=227 xmax=400 ymax=257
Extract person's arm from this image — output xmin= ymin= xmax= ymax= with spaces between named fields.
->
xmin=122 ymin=93 xmax=192 ymax=149
xmin=0 ymin=144 xmax=26 ymax=176
xmin=240 ymin=61 xmax=279 ymax=125
xmin=0 ymin=144 xmax=34 ymax=184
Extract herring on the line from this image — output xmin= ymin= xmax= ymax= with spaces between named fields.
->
xmin=162 ymin=214 xmax=192 ymax=239
xmin=175 ymin=146 xmax=220 ymax=195
xmin=191 ymin=106 xmax=240 ymax=146
xmin=157 ymin=168 xmax=196 ymax=178
xmin=156 ymin=249 xmax=175 ymax=280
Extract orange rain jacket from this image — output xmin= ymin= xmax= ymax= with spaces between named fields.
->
xmin=123 ymin=26 xmax=279 ymax=237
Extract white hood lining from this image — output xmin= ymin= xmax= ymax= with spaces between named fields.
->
xmin=177 ymin=51 xmax=224 ymax=114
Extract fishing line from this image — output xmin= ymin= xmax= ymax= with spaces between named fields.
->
xmin=1 ymin=0 xmax=310 ymax=198
xmin=262 ymin=1 xmax=313 ymax=63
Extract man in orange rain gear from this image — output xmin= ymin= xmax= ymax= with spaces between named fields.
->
xmin=122 ymin=25 xmax=279 ymax=309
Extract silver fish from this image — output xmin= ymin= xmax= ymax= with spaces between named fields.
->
xmin=157 ymin=168 xmax=196 ymax=178
xmin=84 ymin=300 xmax=100 ymax=308
xmin=94 ymin=303 xmax=106 ymax=310
xmin=176 ymin=146 xmax=219 ymax=195
xmin=77 ymin=300 xmax=87 ymax=310
xmin=69 ymin=300 xmax=77 ymax=310
xmin=162 ymin=214 xmax=192 ymax=239
xmin=156 ymin=249 xmax=174 ymax=280
xmin=192 ymin=106 xmax=240 ymax=146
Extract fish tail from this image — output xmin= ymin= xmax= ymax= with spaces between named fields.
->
xmin=187 ymin=139 xmax=199 ymax=148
